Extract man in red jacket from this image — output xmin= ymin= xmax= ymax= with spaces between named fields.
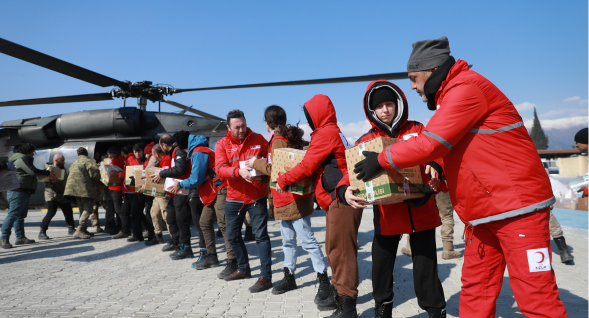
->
xmin=354 ymin=37 xmax=567 ymax=317
xmin=215 ymin=110 xmax=273 ymax=293
xmin=276 ymin=95 xmax=363 ymax=318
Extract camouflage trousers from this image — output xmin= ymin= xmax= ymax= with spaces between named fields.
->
xmin=436 ymin=192 xmax=455 ymax=243
xmin=549 ymin=210 xmax=563 ymax=239
xmin=150 ymin=196 xmax=170 ymax=235
xmin=92 ymin=198 xmax=116 ymax=228
xmin=75 ymin=197 xmax=94 ymax=228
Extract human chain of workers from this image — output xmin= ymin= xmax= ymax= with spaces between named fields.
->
xmin=0 ymin=37 xmax=578 ymax=318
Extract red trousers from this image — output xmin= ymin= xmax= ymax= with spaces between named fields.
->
xmin=460 ymin=208 xmax=567 ymax=317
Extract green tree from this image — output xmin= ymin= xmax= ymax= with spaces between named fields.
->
xmin=530 ymin=107 xmax=549 ymax=150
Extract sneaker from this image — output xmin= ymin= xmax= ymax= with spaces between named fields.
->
xmin=243 ymin=226 xmax=255 ymax=242
xmin=217 ymin=258 xmax=238 ymax=279
xmin=15 ymin=237 xmax=36 ymax=245
xmin=161 ymin=241 xmax=178 ymax=252
xmin=193 ymin=253 xmax=220 ymax=270
xmin=249 ymin=277 xmax=272 ymax=293
xmin=112 ymin=231 xmax=129 ymax=239
xmin=67 ymin=226 xmax=75 ymax=235
xmin=38 ymin=230 xmax=50 ymax=240
xmin=170 ymin=244 xmax=194 ymax=260
xmin=315 ymin=271 xmax=331 ymax=303
xmin=195 ymin=248 xmax=208 ymax=263
xmin=317 ymin=285 xmax=338 ymax=311
xmin=272 ymin=267 xmax=297 ymax=295
xmin=0 ymin=239 xmax=13 ymax=249
xmin=168 ymin=245 xmax=182 ymax=257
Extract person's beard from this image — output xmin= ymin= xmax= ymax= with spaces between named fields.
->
xmin=417 ymin=89 xmax=428 ymax=103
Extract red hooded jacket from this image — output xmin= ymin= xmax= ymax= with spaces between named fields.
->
xmin=357 ymin=80 xmax=441 ymax=235
xmin=377 ymin=60 xmax=554 ymax=226
xmin=277 ymin=94 xmax=351 ymax=211
xmin=108 ymin=155 xmax=126 ymax=192
xmin=215 ymin=128 xmax=269 ymax=204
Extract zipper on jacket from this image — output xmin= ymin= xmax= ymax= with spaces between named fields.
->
xmin=407 ymin=205 xmax=416 ymax=233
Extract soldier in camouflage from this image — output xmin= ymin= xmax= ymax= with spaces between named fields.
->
xmin=64 ymin=147 xmax=100 ymax=239
xmin=39 ymin=154 xmax=75 ymax=239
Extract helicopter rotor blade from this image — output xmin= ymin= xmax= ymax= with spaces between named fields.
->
xmin=174 ymin=71 xmax=409 ymax=93
xmin=0 ymin=38 xmax=125 ymax=88
xmin=0 ymin=93 xmax=114 ymax=107
xmin=161 ymin=99 xmax=225 ymax=121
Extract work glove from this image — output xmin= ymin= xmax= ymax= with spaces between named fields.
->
xmin=578 ymin=186 xmax=588 ymax=198
xmin=405 ymin=183 xmax=435 ymax=207
xmin=353 ymin=151 xmax=382 ymax=182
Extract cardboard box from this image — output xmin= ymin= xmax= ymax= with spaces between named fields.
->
xmin=345 ymin=136 xmax=424 ymax=205
xmin=269 ymin=148 xmax=314 ymax=195
xmin=143 ymin=167 xmax=166 ymax=197
xmin=125 ymin=166 xmax=145 ymax=188
xmin=101 ymin=164 xmax=124 ymax=187
xmin=164 ymin=178 xmax=190 ymax=196
xmin=38 ymin=166 xmax=65 ymax=182
xmin=0 ymin=170 xmax=19 ymax=192
xmin=577 ymin=197 xmax=588 ymax=211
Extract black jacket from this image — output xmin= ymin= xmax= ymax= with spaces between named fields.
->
xmin=159 ymin=147 xmax=189 ymax=179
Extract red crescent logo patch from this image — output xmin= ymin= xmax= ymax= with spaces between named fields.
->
xmin=534 ymin=251 xmax=545 ymax=263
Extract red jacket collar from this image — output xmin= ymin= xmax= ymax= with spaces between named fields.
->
xmin=225 ymin=127 xmax=254 ymax=144
xmin=435 ymin=59 xmax=470 ymax=103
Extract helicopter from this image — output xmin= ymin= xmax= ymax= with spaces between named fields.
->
xmin=0 ymin=37 xmax=410 ymax=206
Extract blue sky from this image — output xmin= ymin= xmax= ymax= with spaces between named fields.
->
xmin=1 ymin=1 xmax=587 ymax=148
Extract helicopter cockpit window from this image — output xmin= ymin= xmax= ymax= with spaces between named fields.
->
xmin=33 ymin=149 xmax=51 ymax=170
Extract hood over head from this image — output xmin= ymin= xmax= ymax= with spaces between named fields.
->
xmin=302 ymin=94 xmax=338 ymax=134
xmin=187 ymin=134 xmax=209 ymax=153
xmin=363 ymin=80 xmax=409 ymax=137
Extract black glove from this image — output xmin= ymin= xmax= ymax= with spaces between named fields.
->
xmin=405 ymin=183 xmax=435 ymax=207
xmin=353 ymin=151 xmax=382 ymax=182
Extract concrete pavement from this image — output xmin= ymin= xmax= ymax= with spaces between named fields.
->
xmin=0 ymin=206 xmax=587 ymax=317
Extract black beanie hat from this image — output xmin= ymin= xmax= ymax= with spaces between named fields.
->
xmin=574 ymin=128 xmax=588 ymax=144
xmin=370 ymin=87 xmax=397 ymax=110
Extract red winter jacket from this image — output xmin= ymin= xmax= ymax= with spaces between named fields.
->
xmin=377 ymin=60 xmax=554 ymax=226
xmin=215 ymin=128 xmax=269 ymax=204
xmin=358 ymin=80 xmax=441 ymax=235
xmin=277 ymin=94 xmax=351 ymax=212
xmin=108 ymin=155 xmax=126 ymax=192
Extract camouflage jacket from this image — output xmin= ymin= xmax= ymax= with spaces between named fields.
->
xmin=44 ymin=164 xmax=69 ymax=202
xmin=64 ymin=155 xmax=100 ymax=199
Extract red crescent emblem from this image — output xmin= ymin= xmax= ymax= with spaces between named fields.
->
xmin=535 ymin=251 xmax=545 ymax=263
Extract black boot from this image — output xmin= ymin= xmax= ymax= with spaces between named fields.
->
xmin=315 ymin=271 xmax=331 ymax=304
xmin=217 ymin=258 xmax=238 ymax=279
xmin=193 ymin=253 xmax=220 ymax=270
xmin=554 ymin=236 xmax=574 ymax=263
xmin=272 ymin=267 xmax=297 ymax=295
xmin=144 ymin=235 xmax=160 ymax=246
xmin=156 ymin=233 xmax=164 ymax=244
xmin=328 ymin=295 xmax=358 ymax=318
xmin=170 ymin=244 xmax=194 ymax=260
xmin=67 ymin=225 xmax=75 ymax=236
xmin=161 ymin=241 xmax=178 ymax=252
xmin=38 ymin=229 xmax=50 ymax=240
xmin=216 ymin=228 xmax=223 ymax=238
xmin=374 ymin=301 xmax=393 ymax=318
xmin=428 ymin=308 xmax=446 ymax=318
xmin=243 ymin=226 xmax=255 ymax=241
xmin=317 ymin=285 xmax=338 ymax=311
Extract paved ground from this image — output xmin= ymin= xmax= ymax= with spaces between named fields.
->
xmin=0 ymin=207 xmax=587 ymax=318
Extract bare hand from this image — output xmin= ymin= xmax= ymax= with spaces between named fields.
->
xmin=169 ymin=180 xmax=181 ymax=194
xmin=275 ymin=182 xmax=285 ymax=193
xmin=137 ymin=185 xmax=145 ymax=194
xmin=239 ymin=168 xmax=253 ymax=183
xmin=48 ymin=169 xmax=58 ymax=180
xmin=244 ymin=157 xmax=256 ymax=169
xmin=425 ymin=165 xmax=440 ymax=192
xmin=151 ymin=173 xmax=161 ymax=183
xmin=345 ymin=186 xmax=367 ymax=209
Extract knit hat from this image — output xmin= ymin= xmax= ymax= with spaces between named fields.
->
xmin=144 ymin=142 xmax=155 ymax=155
xmin=369 ymin=87 xmax=397 ymax=110
xmin=574 ymin=128 xmax=588 ymax=144
xmin=106 ymin=147 xmax=120 ymax=155
xmin=407 ymin=36 xmax=451 ymax=72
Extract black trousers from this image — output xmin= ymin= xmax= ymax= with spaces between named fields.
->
xmin=166 ymin=195 xmax=192 ymax=246
xmin=130 ymin=194 xmax=154 ymax=240
xmin=111 ymin=191 xmax=128 ymax=233
xmin=372 ymin=228 xmax=446 ymax=314
xmin=41 ymin=201 xmax=74 ymax=230
xmin=118 ymin=192 xmax=134 ymax=235
xmin=189 ymin=196 xmax=206 ymax=249
xmin=144 ymin=196 xmax=154 ymax=226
